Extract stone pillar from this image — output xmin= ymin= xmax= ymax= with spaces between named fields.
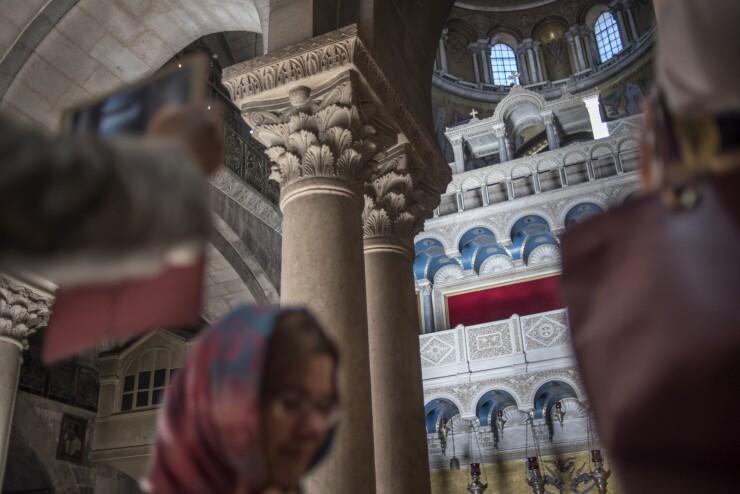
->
xmin=582 ymin=27 xmax=599 ymax=68
xmin=526 ymin=43 xmax=538 ymax=83
xmin=565 ymin=31 xmax=579 ymax=74
xmin=450 ymin=137 xmax=466 ymax=174
xmin=505 ymin=178 xmax=514 ymax=200
xmin=533 ymin=41 xmax=547 ymax=82
xmin=516 ymin=47 xmax=530 ymax=85
xmin=417 ymin=282 xmax=435 ymax=334
xmin=494 ymin=125 xmax=509 ymax=163
xmin=583 ymin=92 xmax=610 ymax=139
xmin=575 ymin=35 xmax=587 ymax=72
xmin=479 ymin=50 xmax=491 ymax=84
xmin=0 ymin=278 xmax=50 ymax=486
xmin=624 ymin=0 xmax=639 ymax=41
xmin=559 ymin=166 xmax=569 ymax=187
xmin=363 ymin=152 xmax=432 ymax=493
xmin=224 ymin=26 xmax=451 ymax=494
xmin=471 ymin=49 xmax=481 ymax=84
xmin=438 ymin=29 xmax=449 ymax=73
xmin=611 ymin=4 xmax=630 ymax=45
xmin=542 ymin=112 xmax=560 ymax=150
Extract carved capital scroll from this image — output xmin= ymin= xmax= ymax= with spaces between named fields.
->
xmin=0 ymin=277 xmax=51 ymax=349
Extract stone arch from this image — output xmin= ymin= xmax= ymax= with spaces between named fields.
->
xmin=433 ymin=263 xmax=465 ymax=284
xmin=618 ymin=137 xmax=640 ymax=152
xmin=582 ymin=2 xmax=612 ymax=29
xmin=564 ymin=150 xmax=588 ymax=165
xmin=470 ymin=386 xmax=523 ymax=416
xmin=445 ymin=17 xmax=479 ymax=45
xmin=1 ymin=0 xmax=262 ymax=129
xmin=485 ymin=169 xmax=507 ymax=184
xmin=511 ymin=164 xmax=534 ymax=178
xmin=478 ymin=254 xmax=514 ymax=275
xmin=504 ymin=210 xmax=557 ymax=237
xmin=526 ymin=376 xmax=584 ymax=408
xmin=536 ymin=157 xmax=560 ymax=172
xmin=492 ymin=84 xmax=547 ymax=122
xmin=557 ymin=196 xmax=609 ymax=227
xmin=590 ymin=144 xmax=615 ymax=159
xmin=461 ymin=176 xmax=483 ymax=190
xmin=488 ymin=30 xmax=522 ymax=48
xmin=452 ymin=222 xmax=504 ymax=254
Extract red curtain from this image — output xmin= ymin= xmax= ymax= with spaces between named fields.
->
xmin=447 ymin=275 xmax=563 ymax=328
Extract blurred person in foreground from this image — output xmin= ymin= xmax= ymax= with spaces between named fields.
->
xmin=562 ymin=1 xmax=740 ymax=493
xmin=143 ymin=306 xmax=340 ymax=494
xmin=0 ymin=105 xmax=223 ymax=282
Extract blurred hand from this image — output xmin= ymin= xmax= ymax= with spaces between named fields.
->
xmin=147 ymin=104 xmax=224 ymax=176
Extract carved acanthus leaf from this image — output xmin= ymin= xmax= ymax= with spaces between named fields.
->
xmin=287 ymin=129 xmax=318 ymax=155
xmin=363 ymin=209 xmax=391 ymax=238
xmin=303 ymin=144 xmax=335 ymax=177
xmin=0 ymin=279 xmax=51 ymax=348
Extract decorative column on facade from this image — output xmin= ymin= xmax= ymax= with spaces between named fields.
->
xmin=222 ymin=25 xmax=450 ymax=494
xmin=523 ymin=39 xmax=540 ymax=83
xmin=623 ymin=0 xmax=639 ymax=42
xmin=582 ymin=92 xmax=610 ymax=139
xmin=581 ymin=26 xmax=600 ymax=68
xmin=417 ymin=280 xmax=435 ymax=334
xmin=0 ymin=277 xmax=50 ymax=486
xmin=438 ymin=28 xmax=449 ymax=73
xmin=470 ymin=49 xmax=481 ymax=85
xmin=362 ymin=146 xmax=435 ymax=494
xmin=541 ymin=111 xmax=560 ymax=150
xmin=568 ymin=26 xmax=587 ymax=73
xmin=479 ymin=47 xmax=491 ymax=85
xmin=516 ymin=45 xmax=531 ymax=85
xmin=493 ymin=124 xmax=510 ymax=162
xmin=533 ymin=41 xmax=548 ymax=82
xmin=565 ymin=30 xmax=579 ymax=74
xmin=450 ymin=136 xmax=466 ymax=174
xmin=610 ymin=1 xmax=631 ymax=46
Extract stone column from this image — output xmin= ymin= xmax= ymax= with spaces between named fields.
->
xmin=565 ymin=31 xmax=579 ymax=74
xmin=533 ymin=41 xmax=547 ymax=82
xmin=363 ymin=150 xmax=432 ymax=493
xmin=479 ymin=49 xmax=491 ymax=84
xmin=471 ymin=48 xmax=481 ymax=84
xmin=450 ymin=137 xmax=466 ymax=174
xmin=624 ymin=0 xmax=639 ymax=41
xmin=516 ymin=47 xmax=530 ymax=85
xmin=583 ymin=92 xmax=610 ymax=139
xmin=525 ymin=41 xmax=538 ymax=83
xmin=494 ymin=125 xmax=509 ymax=163
xmin=417 ymin=281 xmax=435 ymax=334
xmin=438 ymin=29 xmax=449 ymax=73
xmin=224 ymin=26 xmax=451 ymax=494
xmin=542 ymin=112 xmax=560 ymax=150
xmin=611 ymin=4 xmax=630 ymax=45
xmin=582 ymin=26 xmax=599 ymax=68
xmin=0 ymin=278 xmax=50 ymax=486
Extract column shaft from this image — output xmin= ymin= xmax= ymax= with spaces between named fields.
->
xmin=626 ymin=6 xmax=639 ymax=41
xmin=452 ymin=141 xmax=465 ymax=174
xmin=0 ymin=338 xmax=23 ymax=487
xmin=438 ymin=38 xmax=448 ymax=72
xmin=280 ymin=178 xmax=376 ymax=494
xmin=472 ymin=51 xmax=481 ymax=84
xmin=545 ymin=122 xmax=559 ymax=150
xmin=526 ymin=48 xmax=538 ymax=83
xmin=480 ymin=51 xmax=491 ymax=84
xmin=498 ymin=135 xmax=509 ymax=162
xmin=575 ymin=35 xmax=587 ymax=72
xmin=365 ymin=239 xmax=431 ymax=494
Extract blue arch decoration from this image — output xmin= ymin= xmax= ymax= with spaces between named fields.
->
xmin=414 ymin=238 xmax=461 ymax=282
xmin=565 ymin=202 xmax=604 ymax=230
xmin=424 ymin=398 xmax=460 ymax=433
xmin=475 ymin=389 xmax=518 ymax=426
xmin=532 ymin=380 xmax=578 ymax=419
xmin=458 ymin=227 xmax=512 ymax=273
xmin=509 ymin=215 xmax=560 ymax=264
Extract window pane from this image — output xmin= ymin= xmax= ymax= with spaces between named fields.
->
xmin=121 ymin=393 xmax=133 ymax=411
xmin=136 ymin=391 xmax=149 ymax=407
xmin=595 ymin=12 xmax=623 ymax=63
xmin=489 ymin=44 xmax=518 ymax=86
xmin=138 ymin=371 xmax=151 ymax=390
xmin=152 ymin=388 xmax=164 ymax=405
xmin=123 ymin=375 xmax=135 ymax=392
xmin=153 ymin=369 xmax=167 ymax=388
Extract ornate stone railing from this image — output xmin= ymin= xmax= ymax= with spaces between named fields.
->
xmin=431 ymin=127 xmax=642 ymax=220
xmin=419 ymin=309 xmax=572 ymax=380
xmin=432 ymin=26 xmax=655 ymax=103
xmin=211 ymin=82 xmax=280 ymax=205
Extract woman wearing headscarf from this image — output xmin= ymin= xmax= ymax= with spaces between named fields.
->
xmin=143 ymin=306 xmax=340 ymax=494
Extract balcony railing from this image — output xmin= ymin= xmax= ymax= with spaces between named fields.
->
xmin=419 ymin=309 xmax=573 ymax=380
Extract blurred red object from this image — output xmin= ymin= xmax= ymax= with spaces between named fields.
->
xmin=42 ymin=256 xmax=204 ymax=364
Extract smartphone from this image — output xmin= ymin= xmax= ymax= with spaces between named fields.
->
xmin=62 ymin=53 xmax=209 ymax=136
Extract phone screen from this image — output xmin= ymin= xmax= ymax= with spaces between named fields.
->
xmin=67 ymin=59 xmax=204 ymax=137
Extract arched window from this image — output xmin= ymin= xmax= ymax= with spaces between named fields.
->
xmin=120 ymin=348 xmax=180 ymax=412
xmin=594 ymin=12 xmax=623 ymax=62
xmin=489 ymin=43 xmax=518 ymax=86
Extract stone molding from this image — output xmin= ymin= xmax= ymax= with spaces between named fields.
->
xmin=223 ymin=24 xmax=451 ymax=211
xmin=0 ymin=277 xmax=51 ymax=349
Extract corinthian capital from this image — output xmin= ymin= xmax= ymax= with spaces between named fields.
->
xmin=362 ymin=146 xmax=436 ymax=243
xmin=223 ymin=24 xmax=451 ymax=213
xmin=0 ymin=277 xmax=51 ymax=349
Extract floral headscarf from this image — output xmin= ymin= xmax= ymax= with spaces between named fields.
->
xmin=144 ymin=306 xmax=324 ymax=493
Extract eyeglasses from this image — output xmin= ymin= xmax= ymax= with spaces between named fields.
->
xmin=269 ymin=390 xmax=341 ymax=430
